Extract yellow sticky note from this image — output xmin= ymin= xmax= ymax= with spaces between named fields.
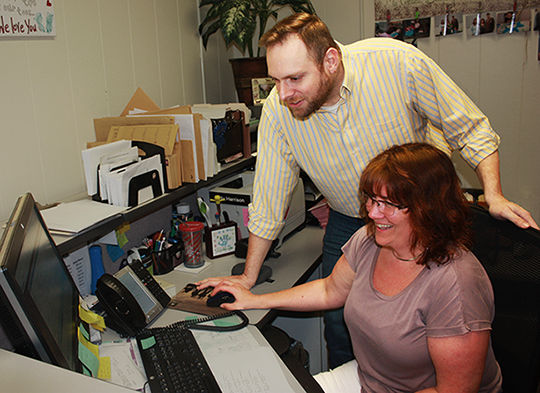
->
xmin=78 ymin=327 xmax=99 ymax=357
xmin=116 ymin=232 xmax=129 ymax=248
xmin=79 ymin=305 xmax=106 ymax=330
xmin=116 ymin=222 xmax=130 ymax=235
xmin=98 ymin=356 xmax=111 ymax=380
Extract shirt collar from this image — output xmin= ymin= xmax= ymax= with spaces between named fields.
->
xmin=337 ymin=42 xmax=354 ymax=97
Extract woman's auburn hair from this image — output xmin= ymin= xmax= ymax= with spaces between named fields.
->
xmin=359 ymin=143 xmax=474 ymax=266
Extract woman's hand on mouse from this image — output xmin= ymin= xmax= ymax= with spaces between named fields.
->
xmin=209 ymin=280 xmax=259 ymax=311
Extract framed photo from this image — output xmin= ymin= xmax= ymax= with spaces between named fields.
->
xmin=251 ymin=77 xmax=275 ymax=105
xmin=205 ymin=222 xmax=238 ymax=259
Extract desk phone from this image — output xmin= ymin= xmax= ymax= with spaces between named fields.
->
xmin=95 ymin=259 xmax=171 ymax=337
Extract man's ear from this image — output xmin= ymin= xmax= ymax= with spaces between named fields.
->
xmin=324 ymin=47 xmax=341 ymax=74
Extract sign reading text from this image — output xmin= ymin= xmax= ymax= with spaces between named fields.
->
xmin=0 ymin=0 xmax=55 ymax=37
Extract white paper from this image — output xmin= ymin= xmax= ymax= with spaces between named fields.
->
xmin=99 ymin=341 xmax=146 ymax=390
xmin=98 ymin=147 xmax=139 ymax=201
xmin=193 ymin=329 xmax=298 ymax=393
xmin=40 ymin=199 xmax=126 ymax=234
xmin=63 ymin=246 xmax=91 ymax=297
xmin=81 ymin=140 xmax=132 ymax=196
xmin=208 ymin=346 xmax=297 ymax=393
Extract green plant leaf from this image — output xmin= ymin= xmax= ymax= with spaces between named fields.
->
xmin=198 ymin=0 xmax=316 ymax=56
xmin=219 ymin=0 xmax=252 ymax=47
xmin=201 ymin=21 xmax=221 ymax=49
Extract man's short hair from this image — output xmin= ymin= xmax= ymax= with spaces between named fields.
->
xmin=259 ymin=13 xmax=339 ymax=67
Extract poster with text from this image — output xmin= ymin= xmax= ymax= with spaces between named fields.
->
xmin=0 ymin=0 xmax=55 ymax=37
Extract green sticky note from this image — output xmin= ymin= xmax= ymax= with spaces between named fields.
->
xmin=213 ymin=315 xmax=239 ymax=327
xmin=79 ymin=323 xmax=90 ymax=341
xmin=140 ymin=336 xmax=156 ymax=350
xmin=116 ymin=232 xmax=129 ymax=248
xmin=78 ymin=341 xmax=100 ymax=377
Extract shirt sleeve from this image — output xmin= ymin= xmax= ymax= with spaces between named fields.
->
xmin=424 ymin=252 xmax=495 ymax=337
xmin=248 ymin=94 xmax=301 ymax=240
xmin=405 ymin=47 xmax=500 ymax=169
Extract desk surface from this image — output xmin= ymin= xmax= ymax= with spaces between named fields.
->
xmin=150 ymin=225 xmax=324 ymax=328
xmin=1 ymin=226 xmax=324 ymax=393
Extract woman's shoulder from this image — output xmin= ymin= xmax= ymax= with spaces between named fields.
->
xmin=342 ymin=227 xmax=378 ymax=270
xmin=428 ymin=250 xmax=493 ymax=296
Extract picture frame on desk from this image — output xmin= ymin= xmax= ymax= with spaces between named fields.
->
xmin=205 ymin=222 xmax=238 ymax=259
xmin=251 ymin=77 xmax=275 ymax=105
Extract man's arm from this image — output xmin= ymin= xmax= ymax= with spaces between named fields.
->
xmin=197 ymin=233 xmax=272 ymax=291
xmin=475 ymin=151 xmax=539 ymax=229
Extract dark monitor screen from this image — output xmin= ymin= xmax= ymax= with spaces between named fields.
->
xmin=0 ymin=193 xmax=79 ymax=371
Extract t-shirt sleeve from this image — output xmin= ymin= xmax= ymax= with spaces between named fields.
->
xmin=424 ymin=251 xmax=495 ymax=337
xmin=342 ymin=227 xmax=377 ymax=273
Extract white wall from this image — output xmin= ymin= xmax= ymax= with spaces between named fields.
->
xmin=0 ymin=0 xmax=203 ymax=221
xmin=1 ymin=0 xmax=539 ymax=224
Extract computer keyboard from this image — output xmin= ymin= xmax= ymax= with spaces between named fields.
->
xmin=136 ymin=326 xmax=222 ymax=393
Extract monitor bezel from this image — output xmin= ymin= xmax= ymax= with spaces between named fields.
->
xmin=0 ymin=193 xmax=80 ymax=372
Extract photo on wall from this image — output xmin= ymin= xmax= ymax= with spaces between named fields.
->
xmin=466 ymin=12 xmax=496 ymax=36
xmin=375 ymin=20 xmax=405 ymax=40
xmin=435 ymin=13 xmax=463 ymax=37
xmin=401 ymin=17 xmax=431 ymax=39
xmin=496 ymin=8 xmax=531 ymax=34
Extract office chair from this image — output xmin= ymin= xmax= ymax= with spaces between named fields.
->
xmin=470 ymin=204 xmax=540 ymax=392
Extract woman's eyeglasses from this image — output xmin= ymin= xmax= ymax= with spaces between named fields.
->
xmin=363 ymin=193 xmax=407 ymax=215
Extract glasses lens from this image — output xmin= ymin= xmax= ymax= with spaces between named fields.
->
xmin=363 ymin=193 xmax=401 ymax=214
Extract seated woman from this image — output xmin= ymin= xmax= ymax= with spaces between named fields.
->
xmin=207 ymin=143 xmax=503 ymax=392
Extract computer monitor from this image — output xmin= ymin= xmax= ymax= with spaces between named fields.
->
xmin=0 ymin=193 xmax=80 ymax=371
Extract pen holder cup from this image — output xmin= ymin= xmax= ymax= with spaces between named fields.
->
xmin=179 ymin=221 xmax=205 ymax=268
xmin=151 ymin=242 xmax=182 ymax=275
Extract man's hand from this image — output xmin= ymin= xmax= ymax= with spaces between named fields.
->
xmin=475 ymin=151 xmax=539 ymax=230
xmin=487 ymin=195 xmax=539 ymax=230
xmin=197 ymin=273 xmax=255 ymax=294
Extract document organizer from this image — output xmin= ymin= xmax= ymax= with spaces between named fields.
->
xmin=128 ymin=169 xmax=162 ymax=207
xmin=131 ymin=141 xmax=171 ymax=192
xmin=212 ymin=110 xmax=247 ymax=164
xmin=92 ymin=141 xmax=169 ymax=206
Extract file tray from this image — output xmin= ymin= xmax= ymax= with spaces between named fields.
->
xmin=212 ymin=110 xmax=250 ymax=164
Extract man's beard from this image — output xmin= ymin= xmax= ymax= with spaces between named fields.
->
xmin=288 ymin=71 xmax=335 ymax=119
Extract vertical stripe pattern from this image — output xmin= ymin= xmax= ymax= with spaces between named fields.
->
xmin=249 ymin=38 xmax=500 ymax=240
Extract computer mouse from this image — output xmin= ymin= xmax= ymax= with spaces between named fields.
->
xmin=206 ymin=291 xmax=236 ymax=307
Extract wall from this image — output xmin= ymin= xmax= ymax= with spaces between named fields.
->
xmin=200 ymin=0 xmax=540 ymax=222
xmin=1 ymin=1 xmax=539 ymax=223
xmin=0 ymin=0 xmax=203 ymax=222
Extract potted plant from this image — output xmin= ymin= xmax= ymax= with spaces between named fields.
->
xmin=198 ymin=0 xmax=316 ymax=105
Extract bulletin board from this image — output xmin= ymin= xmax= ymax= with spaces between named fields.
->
xmin=0 ymin=0 xmax=56 ymax=37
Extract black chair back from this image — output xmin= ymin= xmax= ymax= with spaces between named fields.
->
xmin=470 ymin=204 xmax=540 ymax=392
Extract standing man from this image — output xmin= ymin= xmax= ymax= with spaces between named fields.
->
xmin=199 ymin=13 xmax=538 ymax=369
xmin=485 ymin=13 xmax=495 ymax=33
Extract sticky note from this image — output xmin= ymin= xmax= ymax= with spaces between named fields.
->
xmin=107 ymin=244 xmax=125 ymax=262
xmin=98 ymin=356 xmax=111 ymax=380
xmin=78 ymin=340 xmax=100 ymax=377
xmin=79 ymin=305 xmax=106 ymax=330
xmin=140 ymin=336 xmax=156 ymax=350
xmin=213 ymin=315 xmax=240 ymax=327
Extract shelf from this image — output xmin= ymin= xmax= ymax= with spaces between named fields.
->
xmin=55 ymin=155 xmax=256 ymax=255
